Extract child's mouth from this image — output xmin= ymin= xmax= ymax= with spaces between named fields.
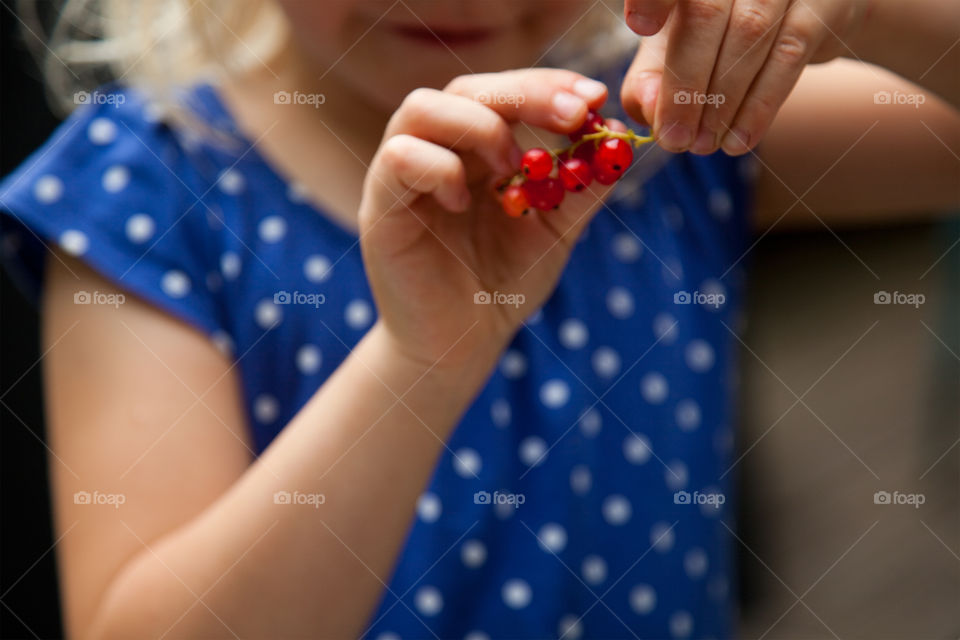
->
xmin=390 ymin=24 xmax=499 ymax=47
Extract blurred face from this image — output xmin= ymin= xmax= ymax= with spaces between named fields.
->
xmin=275 ymin=0 xmax=592 ymax=109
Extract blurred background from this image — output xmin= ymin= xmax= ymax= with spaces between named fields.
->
xmin=1 ymin=3 xmax=957 ymax=638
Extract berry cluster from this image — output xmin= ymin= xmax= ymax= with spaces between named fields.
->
xmin=498 ymin=111 xmax=653 ymax=217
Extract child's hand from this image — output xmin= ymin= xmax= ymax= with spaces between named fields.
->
xmin=358 ymin=70 xmax=614 ymax=368
xmin=620 ymin=0 xmax=868 ymax=155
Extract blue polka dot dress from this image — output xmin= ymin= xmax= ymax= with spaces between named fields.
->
xmin=0 ymin=81 xmax=754 ymax=639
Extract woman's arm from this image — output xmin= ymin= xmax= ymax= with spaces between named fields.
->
xmin=46 ymin=253 xmax=498 ymax=639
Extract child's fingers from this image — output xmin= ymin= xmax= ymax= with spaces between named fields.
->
xmin=621 ymin=32 xmax=668 ymax=128
xmin=444 ymin=69 xmax=608 ymax=133
xmin=363 ymin=134 xmax=470 ymax=220
xmin=385 ymin=88 xmax=518 ymax=176
xmin=625 ymin=0 xmax=678 ymax=35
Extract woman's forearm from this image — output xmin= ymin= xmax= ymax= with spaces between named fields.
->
xmin=849 ymin=0 xmax=960 ymax=108
xmin=90 ymin=320 xmax=500 ymax=639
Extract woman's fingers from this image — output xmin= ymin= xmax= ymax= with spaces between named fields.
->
xmin=624 ymin=0 xmax=679 ymax=35
xmin=693 ymin=0 xmax=790 ymax=155
xmin=444 ymin=69 xmax=608 ymax=132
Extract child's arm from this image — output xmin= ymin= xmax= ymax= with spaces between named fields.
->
xmin=44 ymin=69 xmax=615 ymax=639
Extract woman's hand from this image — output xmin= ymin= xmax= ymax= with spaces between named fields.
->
xmin=359 ymin=69 xmax=616 ymax=369
xmin=620 ymin=0 xmax=869 ymax=155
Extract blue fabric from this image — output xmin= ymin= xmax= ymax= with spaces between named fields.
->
xmin=0 ymin=83 xmax=754 ymax=640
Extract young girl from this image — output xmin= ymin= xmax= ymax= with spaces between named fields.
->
xmin=1 ymin=0 xmax=957 ymax=638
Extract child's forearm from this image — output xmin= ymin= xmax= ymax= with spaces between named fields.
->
xmin=850 ymin=0 xmax=960 ymax=108
xmin=89 ymin=320 xmax=500 ymax=639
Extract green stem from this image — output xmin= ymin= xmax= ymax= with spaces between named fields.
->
xmin=552 ymin=125 xmax=655 ymax=158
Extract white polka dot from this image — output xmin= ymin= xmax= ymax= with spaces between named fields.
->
xmin=581 ymin=555 xmax=607 ymax=585
xmin=650 ymin=521 xmax=675 ymax=552
xmin=709 ymin=189 xmax=733 ymax=220
xmin=653 ymin=313 xmax=679 ymax=345
xmin=417 ymin=492 xmax=441 ymax=523
xmin=287 ymin=182 xmax=310 ymax=203
xmin=612 ymin=232 xmax=643 ymax=262
xmin=125 ymin=213 xmax=155 ymax=243
xmin=700 ymin=279 xmax=727 ymax=312
xmin=206 ymin=208 xmax=224 ymax=230
xmin=33 ymin=175 xmax=63 ymax=203
xmin=665 ymin=460 xmax=689 ymax=491
xmin=519 ymin=436 xmax=547 ymax=467
xmin=490 ymin=399 xmax=511 ymax=428
xmin=557 ymin=614 xmax=583 ymax=639
xmin=461 ymin=539 xmax=486 ymax=568
xmin=708 ymin=576 xmax=729 ymax=602
xmin=453 ymin=448 xmax=482 ymax=477
xmin=464 ymin=633 xmax=490 ymax=640
xmin=675 ymin=400 xmax=701 ymax=431
xmin=570 ymin=465 xmax=592 ymax=495
xmin=303 ymin=254 xmax=332 ymax=283
xmin=161 ymin=270 xmax=190 ymax=298
xmin=220 ymin=252 xmax=241 ymax=280
xmin=500 ymin=350 xmax=527 ymax=379
xmin=88 ymin=117 xmax=117 ymax=145
xmin=699 ymin=485 xmax=725 ymax=518
xmin=414 ymin=586 xmax=443 ymax=616
xmin=58 ymin=229 xmax=88 ymax=256
xmin=591 ymin=347 xmax=621 ymax=379
xmin=685 ymin=340 xmax=715 ymax=373
xmin=579 ymin=408 xmax=602 ymax=438
xmin=629 ymin=584 xmax=657 ymax=615
xmin=669 ymin=610 xmax=694 ymax=638
xmin=253 ymin=394 xmax=279 ymax=423
xmin=602 ymin=495 xmax=632 ymax=525
xmin=537 ymin=523 xmax=567 ymax=553
xmin=494 ymin=499 xmax=516 ymax=520
xmin=296 ymin=345 xmax=322 ymax=374
xmin=684 ymin=548 xmax=709 ymax=579
xmin=258 ymin=215 xmax=287 ymax=243
xmin=102 ymin=165 xmax=130 ymax=193
xmin=344 ymin=300 xmax=373 ymax=329
xmin=502 ymin=579 xmax=532 ymax=609
xmin=606 ymin=287 xmax=634 ymax=319
xmin=142 ymin=102 xmax=165 ymax=123
xmin=217 ymin=169 xmax=245 ymax=195
xmin=623 ymin=433 xmax=652 ymax=465
xmin=255 ymin=298 xmax=282 ymax=329
xmin=375 ymin=633 xmax=400 ymax=640
xmin=640 ymin=373 xmax=669 ymax=404
xmin=211 ymin=331 xmax=233 ymax=357
xmin=539 ymin=379 xmax=570 ymax=409
xmin=558 ymin=319 xmax=589 ymax=350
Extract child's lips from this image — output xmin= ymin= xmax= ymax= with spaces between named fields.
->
xmin=390 ymin=24 xmax=500 ymax=47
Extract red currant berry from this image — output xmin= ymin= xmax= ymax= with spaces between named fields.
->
xmin=592 ymin=165 xmax=621 ymax=185
xmin=594 ymin=138 xmax=634 ymax=173
xmin=501 ymin=185 xmax=530 ymax=217
xmin=559 ymin=158 xmax=593 ymax=192
xmin=522 ymin=177 xmax=565 ymax=211
xmin=570 ymin=110 xmax=605 ymax=142
xmin=572 ymin=141 xmax=596 ymax=164
xmin=520 ymin=148 xmax=554 ymax=180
